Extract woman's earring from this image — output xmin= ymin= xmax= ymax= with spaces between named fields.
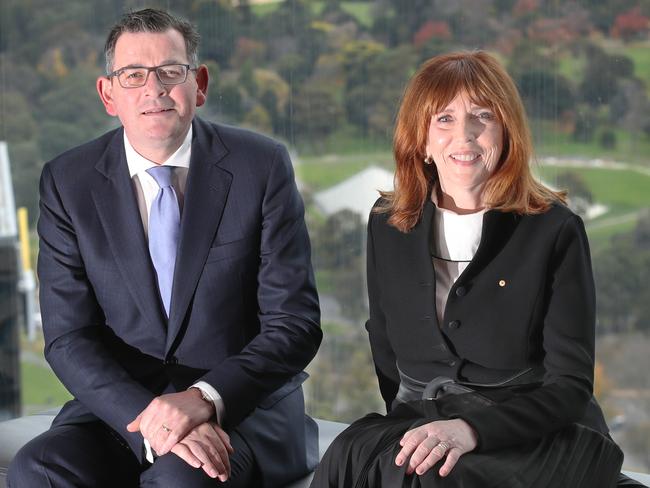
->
xmin=424 ymin=156 xmax=434 ymax=165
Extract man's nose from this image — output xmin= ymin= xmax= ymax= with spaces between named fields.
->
xmin=143 ymin=70 xmax=168 ymax=97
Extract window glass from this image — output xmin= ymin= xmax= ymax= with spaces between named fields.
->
xmin=0 ymin=0 xmax=647 ymax=473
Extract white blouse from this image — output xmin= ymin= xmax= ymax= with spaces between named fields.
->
xmin=431 ymin=205 xmax=485 ymax=325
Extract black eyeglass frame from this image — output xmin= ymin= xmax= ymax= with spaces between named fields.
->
xmin=107 ymin=63 xmax=197 ymax=88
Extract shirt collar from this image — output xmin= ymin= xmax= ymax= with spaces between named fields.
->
xmin=124 ymin=126 xmax=193 ymax=178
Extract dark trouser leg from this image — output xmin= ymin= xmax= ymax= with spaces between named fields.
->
xmin=7 ymin=422 xmax=141 ymax=488
xmin=140 ymin=430 xmax=261 ymax=488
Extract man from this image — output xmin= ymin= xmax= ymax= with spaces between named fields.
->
xmin=8 ymin=8 xmax=321 ymax=488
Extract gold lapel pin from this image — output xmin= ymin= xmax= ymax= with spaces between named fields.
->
xmin=498 ymin=279 xmax=506 ymax=287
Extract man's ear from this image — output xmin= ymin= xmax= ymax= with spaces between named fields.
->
xmin=195 ymin=65 xmax=209 ymax=107
xmin=97 ymin=76 xmax=118 ymax=116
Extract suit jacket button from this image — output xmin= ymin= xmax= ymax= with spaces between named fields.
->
xmin=448 ymin=360 xmax=457 ymax=367
xmin=455 ymin=286 xmax=467 ymax=297
xmin=448 ymin=320 xmax=460 ymax=329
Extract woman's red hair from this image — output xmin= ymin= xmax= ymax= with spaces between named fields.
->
xmin=380 ymin=50 xmax=565 ymax=232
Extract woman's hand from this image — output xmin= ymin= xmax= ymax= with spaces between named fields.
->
xmin=395 ymin=419 xmax=478 ymax=477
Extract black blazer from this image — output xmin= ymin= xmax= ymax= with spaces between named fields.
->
xmin=365 ymin=199 xmax=608 ymax=451
xmin=37 ymin=117 xmax=322 ymax=486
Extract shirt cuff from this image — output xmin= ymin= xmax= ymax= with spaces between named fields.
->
xmin=144 ymin=438 xmax=155 ymax=463
xmin=191 ymin=381 xmax=225 ymax=425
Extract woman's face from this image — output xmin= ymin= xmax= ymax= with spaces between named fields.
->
xmin=426 ymin=91 xmax=503 ymax=201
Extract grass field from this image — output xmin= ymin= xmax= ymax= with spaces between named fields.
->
xmin=537 ymin=165 xmax=650 ymax=210
xmin=20 ymin=361 xmax=72 ymax=414
xmin=297 ymin=150 xmax=393 ymax=190
xmin=19 ymin=332 xmax=71 ymax=414
xmin=536 ymin=164 xmax=650 ymax=248
xmin=532 ymin=120 xmax=650 ymax=165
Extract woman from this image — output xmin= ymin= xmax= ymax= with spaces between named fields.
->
xmin=311 ymin=51 xmax=641 ymax=487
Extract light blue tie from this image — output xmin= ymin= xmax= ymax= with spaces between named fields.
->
xmin=147 ymin=166 xmax=180 ymax=318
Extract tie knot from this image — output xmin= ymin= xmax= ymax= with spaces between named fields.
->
xmin=146 ymin=165 xmax=175 ymax=188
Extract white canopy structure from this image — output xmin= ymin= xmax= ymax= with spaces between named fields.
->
xmin=313 ymin=166 xmax=394 ymax=222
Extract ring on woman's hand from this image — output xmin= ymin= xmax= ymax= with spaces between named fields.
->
xmin=161 ymin=424 xmax=172 ymax=433
xmin=436 ymin=441 xmax=450 ymax=452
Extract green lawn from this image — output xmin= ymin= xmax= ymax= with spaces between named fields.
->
xmin=536 ymin=164 xmax=650 ymax=248
xmin=537 ymin=165 xmax=650 ymax=209
xmin=532 ymin=121 xmax=650 ymax=166
xmin=297 ymin=150 xmax=393 ymax=190
xmin=20 ymin=361 xmax=72 ymax=414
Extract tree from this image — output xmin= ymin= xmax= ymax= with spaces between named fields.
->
xmin=572 ymin=107 xmax=597 ymax=143
xmin=516 ymin=71 xmax=575 ymax=120
xmin=291 ymin=83 xmax=344 ymax=150
xmin=214 ymin=83 xmax=244 ymax=123
xmin=342 ymin=43 xmax=415 ymax=138
xmin=599 ymin=129 xmax=617 ymax=150
xmin=313 ymin=210 xmax=365 ymax=269
xmin=593 ymin=218 xmax=650 ymax=335
xmin=611 ymin=7 xmax=650 ymax=42
xmin=608 ymin=78 xmax=650 ymax=148
xmin=306 ymin=328 xmax=383 ymax=422
xmin=193 ymin=0 xmax=238 ymax=67
xmin=371 ymin=0 xmax=437 ymax=47
xmin=238 ymin=60 xmax=258 ymax=98
xmin=36 ymin=66 xmax=109 ymax=160
xmin=579 ymin=44 xmax=634 ymax=107
xmin=634 ymin=210 xmax=650 ymax=249
xmin=242 ymin=104 xmax=272 ymax=134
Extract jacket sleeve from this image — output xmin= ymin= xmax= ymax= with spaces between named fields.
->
xmin=457 ymin=214 xmax=597 ymax=451
xmin=365 ymin=211 xmax=400 ymax=412
xmin=197 ymin=143 xmax=322 ymax=427
xmin=38 ymin=163 xmax=154 ymax=460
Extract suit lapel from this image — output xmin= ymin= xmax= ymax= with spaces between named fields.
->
xmin=166 ymin=119 xmax=231 ymax=353
xmin=91 ymin=130 xmax=167 ymax=338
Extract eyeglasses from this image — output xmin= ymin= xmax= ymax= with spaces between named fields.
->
xmin=108 ymin=63 xmax=196 ymax=88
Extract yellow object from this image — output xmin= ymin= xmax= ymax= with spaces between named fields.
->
xmin=17 ymin=207 xmax=32 ymax=271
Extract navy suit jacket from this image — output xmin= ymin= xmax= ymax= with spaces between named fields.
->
xmin=37 ymin=117 xmax=322 ymax=486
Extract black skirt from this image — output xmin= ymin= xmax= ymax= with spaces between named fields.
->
xmin=310 ymin=397 xmax=623 ymax=488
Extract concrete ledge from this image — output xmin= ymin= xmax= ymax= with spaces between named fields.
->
xmin=624 ymin=471 xmax=650 ymax=486
xmin=1 ymin=413 xmax=648 ymax=487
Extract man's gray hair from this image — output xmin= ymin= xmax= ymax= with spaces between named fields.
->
xmin=104 ymin=8 xmax=200 ymax=74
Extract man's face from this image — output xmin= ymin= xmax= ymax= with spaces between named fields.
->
xmin=97 ymin=29 xmax=208 ymax=162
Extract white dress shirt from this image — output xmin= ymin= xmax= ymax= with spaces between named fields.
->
xmin=430 ymin=197 xmax=485 ymax=326
xmin=123 ymin=128 xmax=225 ymax=460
